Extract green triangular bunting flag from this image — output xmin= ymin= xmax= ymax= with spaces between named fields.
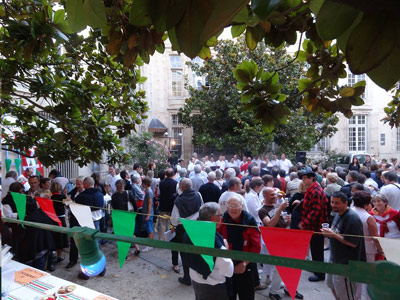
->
xmin=180 ymin=218 xmax=216 ymax=271
xmin=11 ymin=192 xmax=27 ymax=222
xmin=5 ymin=158 xmax=12 ymax=172
xmin=112 ymin=210 xmax=137 ymax=268
xmin=14 ymin=158 xmax=22 ymax=174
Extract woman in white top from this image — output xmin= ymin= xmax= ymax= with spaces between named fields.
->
xmin=351 ymin=191 xmax=383 ymax=262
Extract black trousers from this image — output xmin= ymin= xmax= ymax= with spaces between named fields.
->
xmin=310 ymin=234 xmax=325 ymax=279
xmin=171 ymin=224 xmax=190 ymax=281
xmin=192 ymin=281 xmax=229 ymax=300
xmin=229 ymin=264 xmax=255 ymax=300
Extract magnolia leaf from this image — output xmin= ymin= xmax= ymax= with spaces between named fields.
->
xmin=231 ymin=24 xmax=246 ymax=38
xmin=232 ymin=6 xmax=248 ymax=23
xmin=309 ymin=0 xmax=324 ymax=15
xmin=346 ymin=14 xmax=395 ymax=74
xmin=245 ymin=28 xmax=258 ymax=50
xmin=83 ymin=0 xmax=107 ymax=29
xmin=130 ymin=0 xmax=152 ymax=26
xmin=339 ymin=87 xmax=355 ymax=97
xmin=316 ymin=0 xmax=360 ymax=40
xmin=298 ymin=78 xmax=311 ymax=92
xmin=233 ymin=68 xmax=252 ymax=83
xmin=198 ymin=46 xmax=211 ymax=60
xmin=238 ymin=60 xmax=258 ymax=80
xmin=251 ymin=0 xmax=282 ymax=20
xmin=66 ymin=0 xmax=86 ymax=32
xmin=367 ymin=46 xmax=400 ymax=90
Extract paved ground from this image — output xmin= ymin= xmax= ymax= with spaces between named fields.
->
xmin=52 ymin=240 xmax=335 ymax=300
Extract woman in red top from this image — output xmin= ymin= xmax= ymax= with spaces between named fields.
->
xmin=218 ymin=196 xmax=261 ymax=300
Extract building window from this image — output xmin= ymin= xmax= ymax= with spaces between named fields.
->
xmin=347 ymin=72 xmax=366 ymax=99
xmin=349 ymin=115 xmax=367 ymax=152
xmin=310 ymin=137 xmax=327 ymax=152
xmin=380 ymin=133 xmax=385 ymax=146
xmin=397 ymin=128 xmax=400 ymax=151
xmin=171 ymin=114 xmax=180 ymax=126
xmin=171 ymin=70 xmax=183 ymax=97
xmin=170 ymin=55 xmax=183 ymax=97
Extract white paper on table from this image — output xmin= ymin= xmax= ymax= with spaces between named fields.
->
xmin=69 ymin=203 xmax=95 ymax=229
xmin=164 ymin=230 xmax=176 ymax=241
xmin=378 ymin=237 xmax=400 ymax=265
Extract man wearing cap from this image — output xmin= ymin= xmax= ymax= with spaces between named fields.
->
xmin=299 ymin=171 xmax=329 ymax=282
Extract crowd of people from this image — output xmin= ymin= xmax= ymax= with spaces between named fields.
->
xmin=2 ymin=152 xmax=400 ymax=300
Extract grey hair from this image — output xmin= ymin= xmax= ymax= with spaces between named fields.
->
xmin=225 ymin=168 xmax=236 ymax=178
xmin=76 ymin=176 xmax=86 ymax=183
xmin=194 ymin=165 xmax=201 ymax=173
xmin=226 ymin=195 xmax=244 ymax=207
xmin=373 ymin=193 xmax=388 ymax=204
xmin=198 ymin=202 xmax=221 ymax=221
xmin=215 ymin=169 xmax=223 ymax=179
xmin=132 ymin=174 xmax=141 ymax=184
xmin=180 ymin=178 xmax=192 ymax=191
xmin=207 ymin=171 xmax=216 ymax=181
xmin=84 ymin=176 xmax=95 ymax=187
xmin=179 ymin=168 xmax=187 ymax=177
xmin=289 ymin=172 xmax=298 ymax=180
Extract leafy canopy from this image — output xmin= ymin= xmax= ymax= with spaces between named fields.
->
xmin=178 ymin=38 xmax=338 ymax=157
xmin=1 ymin=0 xmax=147 ymax=166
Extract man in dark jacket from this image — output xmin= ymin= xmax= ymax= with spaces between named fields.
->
xmin=199 ymin=171 xmax=221 ymax=204
xmin=66 ymin=177 xmax=105 ymax=280
xmin=340 ymin=171 xmax=359 ymax=205
xmin=171 ymin=178 xmax=204 ymax=285
xmin=158 ymin=168 xmax=178 ymax=241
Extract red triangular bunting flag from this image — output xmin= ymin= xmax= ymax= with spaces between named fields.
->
xmin=260 ymin=227 xmax=313 ymax=300
xmin=36 ymin=197 xmax=62 ymax=227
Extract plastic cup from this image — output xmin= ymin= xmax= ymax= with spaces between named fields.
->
xmin=321 ymin=223 xmax=330 ymax=229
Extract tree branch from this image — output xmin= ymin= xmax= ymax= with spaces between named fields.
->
xmin=1 ymin=147 xmax=36 ymax=158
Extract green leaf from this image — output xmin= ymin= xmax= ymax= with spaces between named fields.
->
xmin=316 ymin=0 xmax=360 ymax=40
xmin=83 ymin=0 xmax=107 ymax=29
xmin=175 ymin=0 xmax=210 ymax=58
xmin=232 ymin=6 xmax=248 ymax=23
xmin=66 ymin=0 xmax=86 ymax=32
xmin=205 ymin=36 xmax=218 ymax=47
xmin=231 ymin=24 xmax=246 ymax=38
xmin=233 ymin=68 xmax=252 ymax=83
xmin=130 ymin=0 xmax=152 ymax=26
xmin=339 ymin=87 xmax=355 ymax=97
xmin=199 ymin=0 xmax=249 ymax=50
xmin=336 ymin=12 xmax=363 ymax=52
xmin=148 ymin=0 xmax=188 ymax=32
xmin=353 ymin=80 xmax=366 ymax=88
xmin=245 ymin=28 xmax=258 ymax=50
xmin=168 ymin=27 xmax=181 ymax=52
xmin=298 ymin=78 xmax=311 ymax=92
xmin=309 ymin=0 xmax=324 ymax=15
xmin=238 ymin=60 xmax=258 ymax=80
xmin=251 ymin=0 xmax=282 ymax=20
xmin=346 ymin=14 xmax=396 ymax=74
xmin=367 ymin=46 xmax=400 ymax=90
xmin=198 ymin=46 xmax=211 ymax=60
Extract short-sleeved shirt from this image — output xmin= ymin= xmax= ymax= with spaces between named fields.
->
xmin=142 ymin=188 xmax=154 ymax=215
xmin=258 ymin=205 xmax=286 ymax=228
xmin=330 ymin=209 xmax=366 ymax=264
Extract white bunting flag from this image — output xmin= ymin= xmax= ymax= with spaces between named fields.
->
xmin=69 ymin=203 xmax=95 ymax=229
xmin=378 ymin=237 xmax=400 ymax=266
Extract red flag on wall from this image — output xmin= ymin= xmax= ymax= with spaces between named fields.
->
xmin=36 ymin=197 xmax=62 ymax=227
xmin=260 ymin=227 xmax=313 ymax=300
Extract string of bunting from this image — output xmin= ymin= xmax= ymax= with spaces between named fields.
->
xmin=26 ymin=196 xmax=400 ymax=241
xmin=8 ymin=192 xmax=400 ymax=300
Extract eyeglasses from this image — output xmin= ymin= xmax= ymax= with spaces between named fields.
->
xmin=227 ymin=205 xmax=241 ymax=210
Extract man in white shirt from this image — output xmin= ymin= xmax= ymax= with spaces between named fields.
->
xmin=216 ymin=156 xmax=226 ymax=171
xmin=218 ymin=177 xmax=248 ymax=214
xmin=278 ymin=153 xmax=293 ymax=175
xmin=105 ymin=165 xmax=121 ymax=194
xmin=270 ymin=154 xmax=279 ymax=167
xmin=184 ymin=202 xmax=233 ymax=300
xmin=380 ymin=171 xmax=400 ymax=210
xmin=244 ymin=178 xmax=264 ymax=225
